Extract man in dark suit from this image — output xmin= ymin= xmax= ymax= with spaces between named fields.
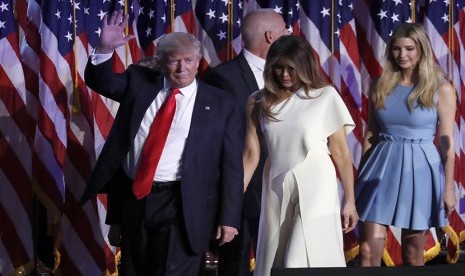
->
xmin=80 ymin=10 xmax=244 ymax=276
xmin=204 ymin=9 xmax=289 ymax=276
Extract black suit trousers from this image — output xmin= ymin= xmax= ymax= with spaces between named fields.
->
xmin=120 ymin=185 xmax=203 ymax=276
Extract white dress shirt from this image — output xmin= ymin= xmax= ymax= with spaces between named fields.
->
xmin=243 ymin=49 xmax=266 ymax=89
xmin=124 ymin=81 xmax=197 ymax=181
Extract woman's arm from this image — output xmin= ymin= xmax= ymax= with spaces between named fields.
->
xmin=243 ymin=96 xmax=261 ymax=192
xmin=329 ymin=128 xmax=358 ymax=233
xmin=437 ymin=81 xmax=457 ymax=216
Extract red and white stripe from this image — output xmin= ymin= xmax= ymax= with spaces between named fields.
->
xmin=424 ymin=1 xmax=465 ymax=262
xmin=0 ymin=1 xmax=34 ymax=274
xmin=456 ymin=0 xmax=465 ymax=243
xmin=20 ymin=0 xmax=110 ymax=274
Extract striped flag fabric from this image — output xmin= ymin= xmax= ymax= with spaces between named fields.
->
xmin=24 ymin=0 xmax=106 ymax=274
xmin=194 ymin=0 xmax=243 ymax=69
xmin=457 ymin=0 xmax=465 ymax=237
xmin=423 ymin=0 xmax=465 ymax=262
xmin=1 ymin=0 xmax=464 ymax=273
xmin=137 ymin=0 xmax=174 ymax=57
xmin=136 ymin=0 xmax=195 ymax=63
xmin=354 ymin=0 xmax=416 ymax=96
xmin=252 ymin=0 xmax=300 ymax=34
xmin=0 ymin=0 xmax=34 ymax=274
xmin=76 ymin=1 xmax=132 ymax=274
xmin=19 ymin=0 xmax=138 ymax=274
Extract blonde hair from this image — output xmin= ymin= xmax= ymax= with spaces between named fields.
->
xmin=373 ymin=23 xmax=445 ymax=110
xmin=260 ymin=35 xmax=327 ymax=121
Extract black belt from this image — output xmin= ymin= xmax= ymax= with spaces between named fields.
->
xmin=151 ymin=181 xmax=181 ymax=192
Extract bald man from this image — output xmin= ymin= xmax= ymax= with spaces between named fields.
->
xmin=204 ymin=9 xmax=289 ymax=276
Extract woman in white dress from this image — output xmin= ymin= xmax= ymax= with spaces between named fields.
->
xmin=243 ymin=35 xmax=359 ymax=275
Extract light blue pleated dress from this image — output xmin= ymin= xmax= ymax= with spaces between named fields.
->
xmin=355 ymin=84 xmax=447 ymax=230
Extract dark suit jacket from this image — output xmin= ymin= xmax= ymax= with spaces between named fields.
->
xmin=80 ymin=58 xmax=244 ymax=254
xmin=204 ymin=52 xmax=266 ymax=219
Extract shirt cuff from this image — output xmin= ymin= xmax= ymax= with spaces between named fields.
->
xmin=89 ymin=49 xmax=113 ymax=65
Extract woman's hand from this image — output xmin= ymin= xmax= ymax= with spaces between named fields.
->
xmin=342 ymin=201 xmax=358 ymax=234
xmin=443 ymin=186 xmax=456 ymax=217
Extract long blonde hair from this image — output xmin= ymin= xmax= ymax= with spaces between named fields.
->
xmin=260 ymin=35 xmax=327 ymax=121
xmin=373 ymin=23 xmax=445 ymax=110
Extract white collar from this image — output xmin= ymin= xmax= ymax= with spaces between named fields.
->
xmin=163 ymin=78 xmax=198 ymax=97
xmin=243 ymin=49 xmax=265 ymax=70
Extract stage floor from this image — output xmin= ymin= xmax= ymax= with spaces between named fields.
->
xmin=202 ymin=244 xmax=465 ymax=276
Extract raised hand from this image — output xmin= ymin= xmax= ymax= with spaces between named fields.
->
xmin=96 ymin=10 xmax=135 ymax=54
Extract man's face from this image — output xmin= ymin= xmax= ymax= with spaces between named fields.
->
xmin=161 ymin=47 xmax=199 ymax=88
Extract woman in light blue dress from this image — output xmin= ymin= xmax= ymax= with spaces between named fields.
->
xmin=355 ymin=23 xmax=456 ymax=266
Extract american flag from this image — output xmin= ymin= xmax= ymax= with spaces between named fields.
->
xmin=457 ymin=0 xmax=465 ymax=221
xmin=137 ymin=0 xmax=173 ymax=56
xmin=136 ymin=0 xmax=195 ymax=63
xmin=194 ymin=0 xmax=243 ymax=68
xmin=0 ymin=0 xmax=34 ymax=274
xmin=22 ymin=0 xmax=107 ymax=274
xmin=424 ymin=0 xmax=465 ymax=263
xmin=355 ymin=0 xmax=417 ymax=93
xmin=252 ymin=0 xmax=300 ymax=34
xmin=1 ymin=0 xmax=465 ymax=274
xmin=17 ymin=0 xmax=139 ymax=274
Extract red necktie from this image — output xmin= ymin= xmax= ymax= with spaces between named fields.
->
xmin=132 ymin=88 xmax=181 ymax=199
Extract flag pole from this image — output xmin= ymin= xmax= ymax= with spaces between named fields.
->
xmin=330 ymin=0 xmax=335 ymax=83
xmin=411 ymin=0 xmax=415 ymax=22
xmin=449 ymin=0 xmax=454 ymax=84
xmin=171 ymin=0 xmax=175 ymax=32
xmin=228 ymin=0 xmax=233 ymax=61
xmin=124 ymin=0 xmax=129 ymax=67
xmin=72 ymin=0 xmax=80 ymax=115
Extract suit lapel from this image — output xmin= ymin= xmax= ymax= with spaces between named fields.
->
xmin=188 ymin=82 xmax=212 ymax=135
xmin=184 ymin=82 xmax=214 ymax=157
